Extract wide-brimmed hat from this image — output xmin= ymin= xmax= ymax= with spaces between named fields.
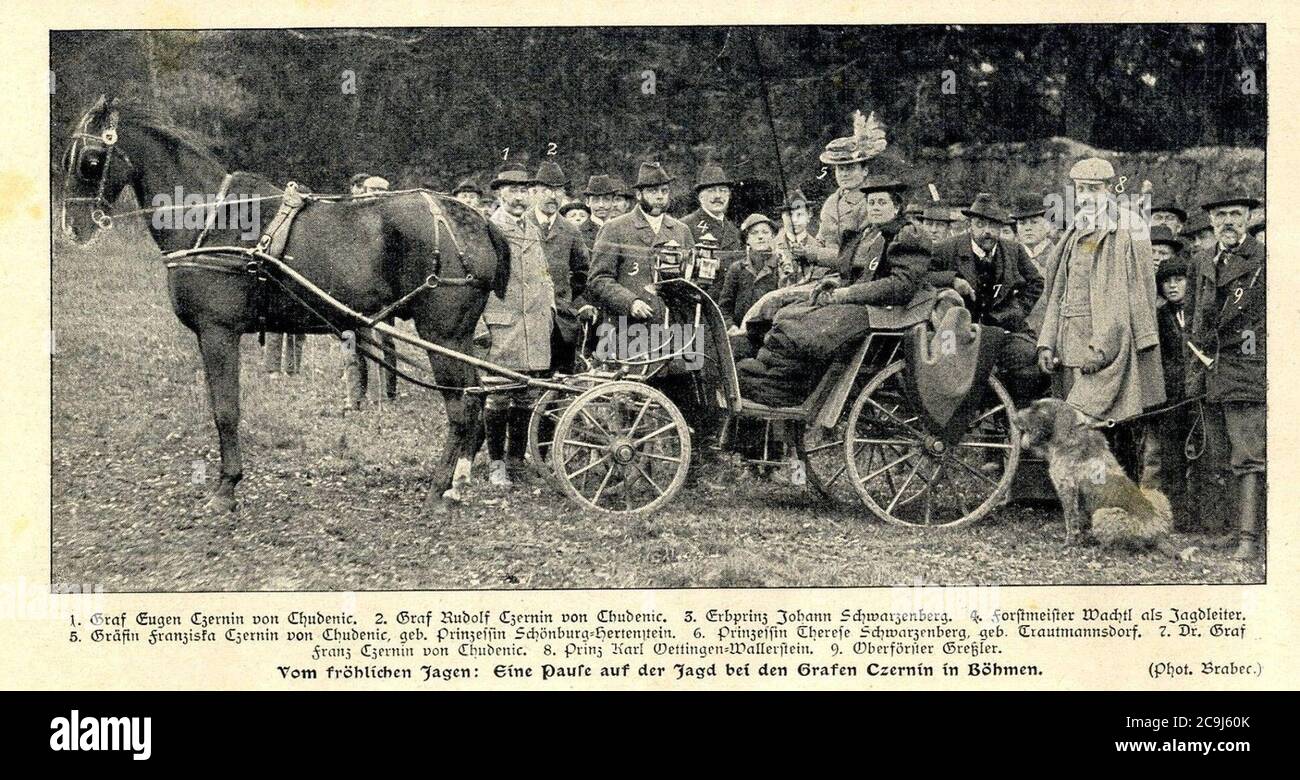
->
xmin=490 ymin=164 xmax=534 ymax=190
xmin=1011 ymin=192 xmax=1048 ymax=220
xmin=1200 ymin=189 xmax=1262 ymax=212
xmin=818 ymin=136 xmax=873 ymax=166
xmin=533 ymin=160 xmax=569 ymax=188
xmin=1156 ymin=257 xmax=1189 ymax=284
xmin=559 ymin=201 xmax=591 ymax=217
xmin=920 ymin=205 xmax=956 ymax=223
xmin=740 ymin=213 xmax=778 ymax=235
xmin=1068 ymin=157 xmax=1116 ymax=182
xmin=633 ymin=162 xmax=674 ymax=188
xmin=961 ymin=193 xmax=1009 ymax=223
xmin=694 ymin=164 xmax=734 ymax=192
xmin=452 ymin=177 xmax=482 ymax=196
xmin=1150 ymin=201 xmax=1187 ymax=222
xmin=583 ymin=174 xmax=620 ymax=196
xmin=1149 ymin=225 xmax=1184 ymax=252
xmin=860 ymin=175 xmax=908 ymax=196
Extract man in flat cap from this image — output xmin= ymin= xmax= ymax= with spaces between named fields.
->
xmin=682 ymin=163 xmax=743 ymax=294
xmin=580 ymin=173 xmax=621 ymax=248
xmin=1011 ymin=191 xmax=1056 ymax=276
xmin=1185 ymin=189 xmax=1266 ymax=558
xmin=1029 ymin=157 xmax=1165 ymax=480
xmin=480 ymin=164 xmax=556 ymax=488
xmin=529 ymin=160 xmax=593 ymax=375
xmin=927 ymin=193 xmax=1045 ymax=402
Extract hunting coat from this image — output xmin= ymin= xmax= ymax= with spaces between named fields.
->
xmin=528 ymin=208 xmax=590 ymax=346
xmin=483 ymin=206 xmax=555 ymax=371
xmin=927 ymin=234 xmax=1045 ymax=333
xmin=1186 ymin=234 xmax=1266 ymax=404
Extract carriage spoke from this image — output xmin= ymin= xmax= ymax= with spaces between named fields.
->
xmin=590 ymin=463 xmax=616 ymax=506
xmin=859 ymin=451 xmax=916 ymax=485
xmin=579 ymin=406 xmax=615 ymax=439
xmin=853 ymin=436 xmax=916 ymax=447
xmin=561 ymin=439 xmax=606 ymax=451
xmin=969 ymin=404 xmax=1007 ymax=427
xmin=948 ymin=452 xmax=1002 ymax=488
xmin=633 ymin=464 xmax=666 ymax=497
xmin=627 ymin=398 xmax=653 ymax=439
xmin=958 ymin=440 xmax=1013 ymax=450
xmin=865 ymin=398 xmax=926 ymax=439
xmin=633 ymin=422 xmax=678 ymax=447
xmin=637 ymin=450 xmax=682 ymax=464
xmin=885 ymin=457 xmax=924 ymax=514
xmin=567 ymin=454 xmax=612 ymax=481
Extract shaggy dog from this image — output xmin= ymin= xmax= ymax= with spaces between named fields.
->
xmin=1013 ymin=398 xmax=1173 ymax=551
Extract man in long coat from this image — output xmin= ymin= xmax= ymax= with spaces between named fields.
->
xmin=1186 ymin=190 xmax=1266 ymax=559
xmin=482 ymin=166 xmax=555 ymax=486
xmin=1029 ymin=157 xmax=1164 ymax=477
xmin=528 ymin=160 xmax=592 ymax=374
xmin=681 ymin=163 xmax=743 ymax=294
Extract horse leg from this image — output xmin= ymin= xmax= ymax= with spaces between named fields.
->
xmin=197 ymin=325 xmax=243 ymax=512
xmin=420 ymin=350 xmax=480 ymax=508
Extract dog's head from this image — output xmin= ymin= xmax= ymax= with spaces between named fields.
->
xmin=1012 ymin=398 xmax=1082 ymax=454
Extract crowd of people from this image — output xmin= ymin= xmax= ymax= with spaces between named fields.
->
xmin=265 ymin=128 xmax=1266 ymax=559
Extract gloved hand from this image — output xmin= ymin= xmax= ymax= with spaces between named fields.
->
xmin=1037 ymin=347 xmax=1058 ymax=374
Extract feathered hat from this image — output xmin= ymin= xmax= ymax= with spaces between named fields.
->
xmin=819 ymin=110 xmax=888 ymax=166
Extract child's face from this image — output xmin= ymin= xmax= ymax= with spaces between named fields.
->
xmin=746 ymin=224 xmax=774 ymax=250
xmin=1161 ymin=275 xmax=1188 ymax=304
xmin=788 ymin=204 xmax=809 ymax=231
xmin=1151 ymin=244 xmax=1175 ymax=268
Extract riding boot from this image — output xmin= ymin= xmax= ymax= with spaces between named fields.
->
xmin=1233 ymin=473 xmax=1261 ymax=560
xmin=483 ymin=402 xmax=512 ymax=487
xmin=506 ymin=407 xmax=530 ymax=479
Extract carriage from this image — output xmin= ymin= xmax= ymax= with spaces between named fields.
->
xmin=523 ymin=249 xmax=1022 ymax=527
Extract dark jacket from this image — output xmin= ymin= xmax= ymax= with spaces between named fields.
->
xmin=1186 ymin=234 xmax=1265 ymax=404
xmin=528 ymin=210 xmax=590 ymax=344
xmin=1157 ymin=300 xmax=1189 ymax=403
xmin=718 ymin=250 xmax=780 ymax=328
xmin=682 ymin=207 xmax=743 ymax=293
xmin=587 ymin=206 xmax=696 ymax=317
xmin=927 ymin=234 xmax=1045 ymax=333
xmin=828 ymin=219 xmax=925 ymax=307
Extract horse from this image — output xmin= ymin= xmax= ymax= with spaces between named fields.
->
xmin=58 ymin=95 xmax=511 ymax=514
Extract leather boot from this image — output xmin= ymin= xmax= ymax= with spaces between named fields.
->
xmin=1233 ymin=473 xmax=1261 ymax=560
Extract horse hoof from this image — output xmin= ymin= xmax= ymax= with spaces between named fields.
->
xmin=441 ymin=488 xmax=464 ymax=504
xmin=203 ymin=495 xmax=238 ymax=514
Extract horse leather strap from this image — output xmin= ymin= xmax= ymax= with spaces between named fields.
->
xmin=192 ymin=172 xmax=237 ymax=250
xmin=252 ymin=182 xmax=309 ymax=344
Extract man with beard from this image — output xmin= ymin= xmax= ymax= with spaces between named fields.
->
xmin=682 ymin=163 xmax=743 ymax=293
xmin=1029 ymin=157 xmax=1164 ymax=480
xmin=927 ymin=193 xmax=1045 ymax=404
xmin=528 ymin=160 xmax=594 ymax=375
xmin=481 ymin=165 xmax=555 ymax=488
xmin=580 ymin=174 xmax=620 ymax=248
xmin=1011 ymin=191 xmax=1055 ymax=276
xmin=1186 ymin=190 xmax=1266 ymax=558
xmin=587 ymin=162 xmax=713 ymax=468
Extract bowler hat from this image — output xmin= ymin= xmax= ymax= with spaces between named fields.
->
xmin=559 ymin=201 xmax=591 ymax=217
xmin=583 ymin=174 xmax=619 ymax=197
xmin=921 ymin=205 xmax=956 ymax=223
xmin=1011 ymin=192 xmax=1048 ymax=220
xmin=1068 ymin=157 xmax=1116 ymax=182
xmin=1155 ymin=257 xmax=1188 ymax=285
xmin=904 ymin=202 xmax=924 ymax=217
xmin=452 ymin=177 xmax=482 ymax=196
xmin=490 ymin=164 xmax=533 ymax=190
xmin=961 ymin=193 xmax=1009 ymax=224
xmin=694 ymin=164 xmax=734 ymax=192
xmin=1182 ymin=212 xmax=1212 ymax=237
xmin=1149 ymin=225 xmax=1184 ymax=252
xmin=1150 ymin=201 xmax=1187 ymax=222
xmin=533 ymin=160 xmax=569 ymax=188
xmin=740 ymin=213 xmax=778 ymax=235
xmin=1200 ymin=189 xmax=1262 ymax=212
xmin=633 ymin=162 xmax=674 ymax=188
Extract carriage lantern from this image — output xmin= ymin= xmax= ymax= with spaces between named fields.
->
xmin=693 ymin=235 xmax=721 ymax=284
xmin=651 ymin=239 xmax=687 ymax=284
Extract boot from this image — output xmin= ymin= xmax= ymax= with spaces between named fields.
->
xmin=484 ymin=404 xmax=512 ymax=488
xmin=1233 ymin=473 xmax=1261 ymax=560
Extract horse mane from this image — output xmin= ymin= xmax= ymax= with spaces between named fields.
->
xmin=93 ymin=98 xmax=227 ymax=172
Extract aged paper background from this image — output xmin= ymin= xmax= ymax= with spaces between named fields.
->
xmin=3 ymin=0 xmax=1296 ymax=690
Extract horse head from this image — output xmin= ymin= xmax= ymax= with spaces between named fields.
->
xmin=60 ymin=94 xmax=136 ymax=246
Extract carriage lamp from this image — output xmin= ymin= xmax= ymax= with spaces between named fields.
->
xmin=693 ymin=236 xmax=721 ymax=284
xmin=651 ymin=239 xmax=686 ymax=284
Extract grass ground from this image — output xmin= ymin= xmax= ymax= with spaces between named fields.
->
xmin=51 ymin=226 xmax=1265 ymax=591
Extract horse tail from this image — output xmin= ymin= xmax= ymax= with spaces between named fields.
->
xmin=485 ymin=219 xmax=512 ymax=299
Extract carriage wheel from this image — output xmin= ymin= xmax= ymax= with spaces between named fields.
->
xmin=796 ymin=421 xmax=857 ymax=505
xmin=550 ymin=381 xmax=691 ymax=515
xmin=526 ymin=389 xmax=574 ymax=488
xmin=843 ymin=361 xmax=1019 ymax=528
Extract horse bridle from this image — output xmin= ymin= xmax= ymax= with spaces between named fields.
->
xmin=61 ymin=107 xmax=132 ymax=231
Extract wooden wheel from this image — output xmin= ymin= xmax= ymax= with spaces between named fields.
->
xmin=796 ymin=421 xmax=857 ymax=505
xmin=526 ymin=389 xmax=574 ymax=488
xmin=843 ymin=361 xmax=1019 ymax=528
xmin=550 ymin=381 xmax=691 ymax=515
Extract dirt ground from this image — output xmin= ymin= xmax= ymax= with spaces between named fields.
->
xmin=51 ymin=228 xmax=1266 ymax=591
